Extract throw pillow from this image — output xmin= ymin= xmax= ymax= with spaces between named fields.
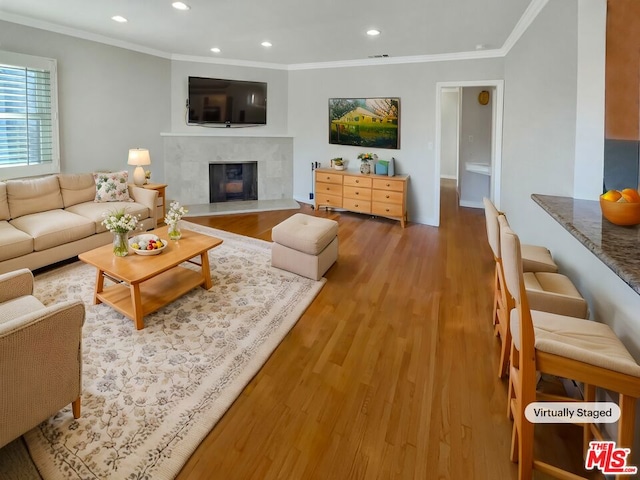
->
xmin=93 ymin=171 xmax=132 ymax=203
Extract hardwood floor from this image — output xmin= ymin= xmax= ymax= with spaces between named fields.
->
xmin=178 ymin=181 xmax=600 ymax=479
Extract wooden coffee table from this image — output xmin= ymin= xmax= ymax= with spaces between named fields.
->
xmin=79 ymin=225 xmax=223 ymax=330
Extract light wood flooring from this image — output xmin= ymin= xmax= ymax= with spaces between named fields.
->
xmin=178 ymin=180 xmax=602 ymax=480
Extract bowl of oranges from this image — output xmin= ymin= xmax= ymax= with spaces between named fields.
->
xmin=600 ymin=188 xmax=640 ymax=226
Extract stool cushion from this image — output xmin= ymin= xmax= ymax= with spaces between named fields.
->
xmin=272 ymin=214 xmax=338 ymax=255
xmin=511 ymin=310 xmax=640 ymax=377
xmin=521 ymin=244 xmax=558 ymax=273
xmin=524 ymin=272 xmax=589 ymax=319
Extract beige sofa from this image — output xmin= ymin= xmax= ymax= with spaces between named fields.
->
xmin=0 ymin=173 xmax=158 ymax=274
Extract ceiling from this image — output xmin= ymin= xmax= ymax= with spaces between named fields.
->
xmin=0 ymin=0 xmax=534 ymax=66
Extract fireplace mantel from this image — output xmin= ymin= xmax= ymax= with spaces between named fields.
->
xmin=163 ymin=135 xmax=293 ymax=205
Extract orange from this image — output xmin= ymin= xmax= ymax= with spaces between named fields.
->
xmin=601 ymin=189 xmax=622 ymax=202
xmin=621 ymin=188 xmax=640 ymax=203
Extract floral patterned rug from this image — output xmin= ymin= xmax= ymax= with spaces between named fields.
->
xmin=23 ymin=222 xmax=326 ymax=480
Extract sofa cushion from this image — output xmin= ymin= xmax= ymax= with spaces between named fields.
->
xmin=66 ymin=201 xmax=150 ymax=233
xmin=0 ymin=221 xmax=34 ymax=261
xmin=93 ymin=171 xmax=132 ymax=203
xmin=0 ymin=183 xmax=9 ymax=221
xmin=10 ymin=210 xmax=95 ymax=251
xmin=6 ymin=176 xmax=64 ymax=219
xmin=58 ymin=173 xmax=96 ymax=208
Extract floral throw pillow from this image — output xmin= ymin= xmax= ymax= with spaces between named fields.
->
xmin=93 ymin=171 xmax=132 ymax=203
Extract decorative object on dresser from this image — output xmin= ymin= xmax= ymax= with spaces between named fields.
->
xmin=358 ymin=152 xmax=376 ymax=175
xmin=127 ymin=148 xmax=151 ymax=186
xmin=314 ymin=168 xmax=409 ymax=227
xmin=329 ymin=98 xmax=400 ymax=149
xmin=331 ymin=158 xmax=345 ymax=170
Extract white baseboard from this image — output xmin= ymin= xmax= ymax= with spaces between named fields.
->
xmin=458 ymin=199 xmax=484 ymax=209
xmin=440 ymin=174 xmax=457 ymax=180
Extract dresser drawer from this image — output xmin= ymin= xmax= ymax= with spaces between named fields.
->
xmin=343 ymin=175 xmax=372 ymax=188
xmin=317 ymin=182 xmax=343 ymax=196
xmin=372 ymin=202 xmax=404 ymax=217
xmin=372 ymin=189 xmax=403 ymax=205
xmin=372 ymin=178 xmax=405 ymax=192
xmin=316 ymin=172 xmax=343 ymax=185
xmin=342 ymin=197 xmax=371 ymax=213
xmin=316 ymin=193 xmax=343 ymax=208
xmin=343 ymin=186 xmax=372 ymax=201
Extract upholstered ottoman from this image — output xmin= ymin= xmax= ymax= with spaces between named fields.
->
xmin=271 ymin=214 xmax=338 ymax=280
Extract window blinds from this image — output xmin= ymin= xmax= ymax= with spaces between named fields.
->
xmin=0 ymin=65 xmax=53 ymax=167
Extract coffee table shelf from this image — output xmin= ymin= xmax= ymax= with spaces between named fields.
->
xmin=96 ymin=266 xmax=204 ymax=321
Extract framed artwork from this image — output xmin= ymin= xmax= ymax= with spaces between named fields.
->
xmin=329 ymin=98 xmax=400 ymax=149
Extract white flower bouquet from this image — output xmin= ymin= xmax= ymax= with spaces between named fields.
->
xmin=165 ymin=201 xmax=188 ymax=225
xmin=102 ymin=208 xmax=139 ymax=233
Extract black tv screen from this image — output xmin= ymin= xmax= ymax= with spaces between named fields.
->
xmin=188 ymin=77 xmax=267 ymax=126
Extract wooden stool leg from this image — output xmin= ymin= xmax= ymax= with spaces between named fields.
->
xmin=583 ymin=384 xmax=595 ymax=457
xmin=72 ymin=397 xmax=81 ymax=419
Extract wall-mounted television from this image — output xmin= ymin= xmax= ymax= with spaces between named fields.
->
xmin=187 ymin=77 xmax=267 ymax=126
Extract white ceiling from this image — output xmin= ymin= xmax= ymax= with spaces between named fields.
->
xmin=0 ymin=0 xmax=534 ymax=66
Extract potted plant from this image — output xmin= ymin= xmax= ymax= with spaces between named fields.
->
xmin=332 ymin=158 xmax=345 ymax=170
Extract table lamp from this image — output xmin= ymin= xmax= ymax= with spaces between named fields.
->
xmin=128 ymin=148 xmax=151 ymax=186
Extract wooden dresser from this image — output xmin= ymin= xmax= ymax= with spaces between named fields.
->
xmin=314 ymin=168 xmax=409 ymax=227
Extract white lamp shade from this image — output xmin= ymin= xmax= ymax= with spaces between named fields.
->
xmin=128 ymin=148 xmax=150 ymax=186
xmin=127 ymin=148 xmax=151 ymax=166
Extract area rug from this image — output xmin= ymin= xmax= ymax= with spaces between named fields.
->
xmin=22 ymin=222 xmax=326 ymax=480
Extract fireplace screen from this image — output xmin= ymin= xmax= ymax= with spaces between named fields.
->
xmin=209 ymin=162 xmax=258 ymax=203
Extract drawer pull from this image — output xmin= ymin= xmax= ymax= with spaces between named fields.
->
xmin=386 ymin=208 xmax=390 ymax=212
xmin=385 ymin=195 xmax=390 ymax=199
xmin=326 ymin=187 xmax=330 ymax=190
xmin=386 ymin=183 xmax=391 ymax=187
xmin=356 ymin=180 xmax=359 ymax=184
xmin=355 ymin=204 xmax=359 ymax=207
xmin=355 ymin=192 xmax=359 ymax=195
xmin=326 ymin=176 xmax=331 ymax=180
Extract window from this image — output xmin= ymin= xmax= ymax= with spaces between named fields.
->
xmin=0 ymin=51 xmax=59 ymax=179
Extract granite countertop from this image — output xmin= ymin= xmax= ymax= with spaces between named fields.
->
xmin=532 ymin=194 xmax=640 ymax=295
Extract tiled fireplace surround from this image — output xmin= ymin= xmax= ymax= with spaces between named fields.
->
xmin=162 ymin=134 xmax=294 ymax=205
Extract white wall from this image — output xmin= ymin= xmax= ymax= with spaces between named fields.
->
xmin=169 ymin=61 xmax=288 ymax=135
xmin=440 ymin=90 xmax=459 ymax=179
xmin=0 ymin=20 xmax=171 ymax=182
xmin=288 ymin=59 xmax=504 ymax=225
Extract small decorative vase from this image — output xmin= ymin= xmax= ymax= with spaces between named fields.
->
xmin=168 ymin=223 xmax=182 ymax=241
xmin=113 ymin=232 xmax=129 ymax=257
xmin=360 ymin=161 xmax=371 ymax=175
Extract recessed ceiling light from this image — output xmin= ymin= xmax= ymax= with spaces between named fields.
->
xmin=111 ymin=15 xmax=128 ymax=23
xmin=172 ymin=2 xmax=190 ymax=10
xmin=210 ymin=47 xmax=221 ymax=53
xmin=261 ymin=41 xmax=272 ymax=47
xmin=366 ymin=29 xmax=381 ymax=36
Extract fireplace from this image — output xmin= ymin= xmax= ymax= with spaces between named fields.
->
xmin=209 ymin=162 xmax=258 ymax=203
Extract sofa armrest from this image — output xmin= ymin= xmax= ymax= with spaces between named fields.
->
xmin=0 ymin=300 xmax=85 ymax=449
xmin=129 ymin=185 xmax=159 ymax=227
xmin=0 ymin=269 xmax=33 ymax=304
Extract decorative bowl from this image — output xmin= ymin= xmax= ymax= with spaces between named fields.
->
xmin=128 ymin=234 xmax=167 ymax=255
xmin=599 ymin=197 xmax=640 ymax=226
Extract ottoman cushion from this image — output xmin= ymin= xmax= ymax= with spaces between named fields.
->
xmin=271 ymin=213 xmax=338 ymax=255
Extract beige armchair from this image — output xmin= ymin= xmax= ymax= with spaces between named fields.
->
xmin=0 ymin=268 xmax=85 ymax=449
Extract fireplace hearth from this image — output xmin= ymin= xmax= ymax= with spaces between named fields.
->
xmin=209 ymin=162 xmax=258 ymax=203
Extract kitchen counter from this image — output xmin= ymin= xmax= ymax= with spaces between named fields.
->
xmin=532 ymin=194 xmax=640 ymax=295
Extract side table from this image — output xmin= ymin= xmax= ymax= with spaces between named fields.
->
xmin=141 ymin=183 xmax=167 ymax=224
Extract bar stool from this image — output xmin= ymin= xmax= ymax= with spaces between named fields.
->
xmin=500 ymin=218 xmax=640 ymax=480
xmin=484 ymin=202 xmax=589 ymax=378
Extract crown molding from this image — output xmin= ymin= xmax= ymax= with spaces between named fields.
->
xmin=170 ymin=54 xmax=289 ymax=70
xmin=501 ymin=0 xmax=550 ymax=55
xmin=0 ymin=12 xmax=171 ymax=59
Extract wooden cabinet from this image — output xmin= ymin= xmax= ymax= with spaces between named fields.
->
xmin=314 ymin=168 xmax=409 ymax=227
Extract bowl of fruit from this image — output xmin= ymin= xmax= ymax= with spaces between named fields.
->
xmin=600 ymin=188 xmax=640 ymax=226
xmin=129 ymin=234 xmax=167 ymax=255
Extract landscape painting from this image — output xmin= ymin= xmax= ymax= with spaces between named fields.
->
xmin=329 ymin=98 xmax=400 ymax=149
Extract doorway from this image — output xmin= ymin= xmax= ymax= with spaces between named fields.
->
xmin=434 ymin=80 xmax=504 ymax=226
